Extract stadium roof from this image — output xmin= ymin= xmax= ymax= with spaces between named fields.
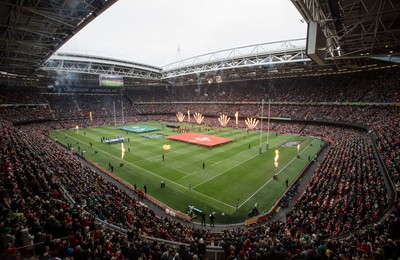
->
xmin=292 ymin=0 xmax=400 ymax=59
xmin=0 ymin=0 xmax=118 ymax=77
xmin=0 ymin=0 xmax=399 ymax=86
xmin=159 ymin=0 xmax=400 ymax=84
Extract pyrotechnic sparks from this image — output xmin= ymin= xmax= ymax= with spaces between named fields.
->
xmin=89 ymin=111 xmax=93 ymax=121
xmin=121 ymin=143 xmax=126 ymax=159
xmin=297 ymin=144 xmax=300 ymax=154
xmin=235 ymin=111 xmax=239 ymax=127
xmin=187 ymin=110 xmax=190 ymax=123
xmin=163 ymin=144 xmax=171 ymax=151
xmin=75 ymin=125 xmax=79 ymax=133
xmin=245 ymin=117 xmax=259 ymax=130
xmin=274 ymin=149 xmax=280 ymax=168
xmin=176 ymin=112 xmax=185 ymax=122
xmin=193 ymin=112 xmax=204 ymax=124
xmin=218 ymin=114 xmax=230 ymax=127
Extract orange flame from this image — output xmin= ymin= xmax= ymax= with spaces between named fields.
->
xmin=235 ymin=111 xmax=238 ymax=127
xmin=274 ymin=149 xmax=280 ymax=167
xmin=121 ymin=143 xmax=125 ymax=159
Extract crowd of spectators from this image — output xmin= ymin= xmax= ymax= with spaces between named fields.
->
xmin=44 ymin=94 xmax=135 ymax=119
xmin=0 ymin=118 xmax=211 ymax=259
xmin=0 ymin=86 xmax=47 ymax=104
xmin=1 ymin=115 xmax=399 ymax=259
xmin=0 ymin=106 xmax=52 ymax=122
xmin=290 ymin=131 xmax=389 ymax=237
xmin=1 ymin=69 xmax=399 ymax=259
xmin=125 ymin=68 xmax=400 ymax=103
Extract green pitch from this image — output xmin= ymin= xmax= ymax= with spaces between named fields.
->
xmin=49 ymin=121 xmax=323 ymax=224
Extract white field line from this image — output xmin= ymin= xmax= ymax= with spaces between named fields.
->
xmin=192 ymin=136 xmax=292 ymax=190
xmin=63 ymin=135 xmax=236 ymax=209
xmin=182 ymin=171 xmax=199 ymax=178
xmin=237 ymin=139 xmax=316 ymax=209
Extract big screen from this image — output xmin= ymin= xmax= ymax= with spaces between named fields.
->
xmin=99 ymin=74 xmax=124 ymax=87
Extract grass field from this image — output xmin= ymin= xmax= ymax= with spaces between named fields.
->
xmin=49 ymin=121 xmax=323 ymax=224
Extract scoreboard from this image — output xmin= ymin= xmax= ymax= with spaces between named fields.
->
xmin=99 ymin=74 xmax=124 ymax=87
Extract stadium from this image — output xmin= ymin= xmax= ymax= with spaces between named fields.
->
xmin=0 ymin=0 xmax=399 ymax=259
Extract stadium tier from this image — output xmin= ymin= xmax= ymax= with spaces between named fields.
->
xmin=1 ymin=70 xmax=399 ymax=259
